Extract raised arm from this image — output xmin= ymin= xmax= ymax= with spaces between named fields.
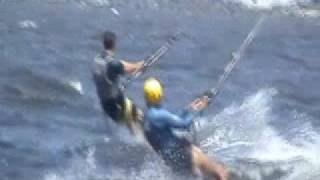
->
xmin=120 ymin=60 xmax=144 ymax=75
xmin=159 ymin=109 xmax=197 ymax=129
xmin=165 ymin=96 xmax=210 ymax=128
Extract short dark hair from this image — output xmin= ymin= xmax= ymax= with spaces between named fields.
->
xmin=103 ymin=31 xmax=116 ymax=50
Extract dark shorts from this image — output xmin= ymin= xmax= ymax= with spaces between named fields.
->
xmin=158 ymin=138 xmax=193 ymax=174
xmin=100 ymin=96 xmax=124 ymax=121
xmin=101 ymin=96 xmax=141 ymax=123
xmin=93 ymin=61 xmax=142 ymax=127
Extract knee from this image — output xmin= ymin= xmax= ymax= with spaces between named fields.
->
xmin=218 ymin=166 xmax=229 ymax=180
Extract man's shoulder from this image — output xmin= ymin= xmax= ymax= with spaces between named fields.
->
xmin=94 ymin=51 xmax=109 ymax=62
xmin=91 ymin=55 xmax=105 ymax=77
xmin=92 ymin=54 xmax=103 ymax=68
xmin=93 ymin=51 xmax=112 ymax=67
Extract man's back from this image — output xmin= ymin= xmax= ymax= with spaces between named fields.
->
xmin=143 ymin=106 xmax=195 ymax=150
xmin=92 ymin=51 xmax=124 ymax=120
xmin=143 ymin=106 xmax=197 ymax=172
xmin=142 ymin=78 xmax=228 ymax=179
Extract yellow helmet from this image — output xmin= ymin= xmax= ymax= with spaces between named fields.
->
xmin=144 ymin=78 xmax=163 ymax=105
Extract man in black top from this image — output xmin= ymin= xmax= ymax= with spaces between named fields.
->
xmin=92 ymin=31 xmax=144 ymax=134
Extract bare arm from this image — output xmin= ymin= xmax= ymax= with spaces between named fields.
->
xmin=120 ymin=60 xmax=144 ymax=75
xmin=159 ymin=97 xmax=210 ymax=129
xmin=188 ymin=96 xmax=210 ymax=112
xmin=160 ymin=109 xmax=195 ymax=129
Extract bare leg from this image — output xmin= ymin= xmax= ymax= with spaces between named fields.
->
xmin=127 ymin=120 xmax=142 ymax=135
xmin=123 ymin=98 xmax=143 ymax=135
xmin=191 ymin=145 xmax=229 ymax=180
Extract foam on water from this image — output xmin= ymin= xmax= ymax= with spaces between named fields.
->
xmin=44 ymin=147 xmax=104 ymax=180
xmin=67 ymin=80 xmax=83 ymax=95
xmin=197 ymin=88 xmax=320 ymax=179
xmin=284 ymin=8 xmax=320 ymax=17
xmin=44 ymin=146 xmax=173 ymax=180
xmin=198 ymin=88 xmax=277 ymax=152
xmin=225 ymin=0 xmax=320 ymax=18
xmin=229 ymin=0 xmax=298 ymax=9
xmin=36 ymin=0 xmax=320 ymax=19
xmin=110 ymin=8 xmax=120 ymax=15
xmin=43 ymin=88 xmax=320 ymax=180
xmin=226 ymin=0 xmax=316 ymax=9
xmin=18 ymin=20 xmax=38 ymax=29
xmin=72 ymin=0 xmax=318 ymax=9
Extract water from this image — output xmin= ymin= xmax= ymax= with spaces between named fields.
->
xmin=0 ymin=0 xmax=320 ymax=179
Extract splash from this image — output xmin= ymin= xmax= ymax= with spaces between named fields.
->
xmin=18 ymin=20 xmax=38 ymax=29
xmin=198 ymin=88 xmax=277 ymax=151
xmin=284 ymin=8 xmax=320 ymax=17
xmin=44 ymin=146 xmax=175 ymax=180
xmin=110 ymin=8 xmax=120 ymax=15
xmin=231 ymin=0 xmax=297 ymax=9
xmin=197 ymin=88 xmax=320 ymax=180
xmin=44 ymin=147 xmax=102 ymax=180
xmin=226 ymin=0 xmax=320 ymax=18
xmin=68 ymin=80 xmax=83 ymax=95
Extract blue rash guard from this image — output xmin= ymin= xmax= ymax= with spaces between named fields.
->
xmin=143 ymin=105 xmax=198 ymax=172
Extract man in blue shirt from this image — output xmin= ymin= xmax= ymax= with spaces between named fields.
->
xmin=143 ymin=78 xmax=229 ymax=180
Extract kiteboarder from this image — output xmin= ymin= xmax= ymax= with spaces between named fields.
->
xmin=142 ymin=78 xmax=229 ymax=180
xmin=92 ymin=30 xmax=144 ymax=135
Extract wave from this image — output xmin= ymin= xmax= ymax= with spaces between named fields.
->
xmin=70 ymin=0 xmax=318 ymax=9
xmin=8 ymin=0 xmax=319 ymax=19
xmin=18 ymin=20 xmax=38 ymax=29
xmin=226 ymin=0 xmax=305 ymax=9
xmin=44 ymin=146 xmax=177 ymax=180
xmin=1 ymin=68 xmax=84 ymax=104
xmin=70 ymin=0 xmax=320 ymax=20
xmin=196 ymin=88 xmax=320 ymax=180
xmin=42 ymin=88 xmax=320 ymax=180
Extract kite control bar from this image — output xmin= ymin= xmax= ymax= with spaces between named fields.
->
xmin=123 ymin=32 xmax=183 ymax=89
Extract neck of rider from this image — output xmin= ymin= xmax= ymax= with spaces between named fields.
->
xmin=147 ymin=101 xmax=161 ymax=108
